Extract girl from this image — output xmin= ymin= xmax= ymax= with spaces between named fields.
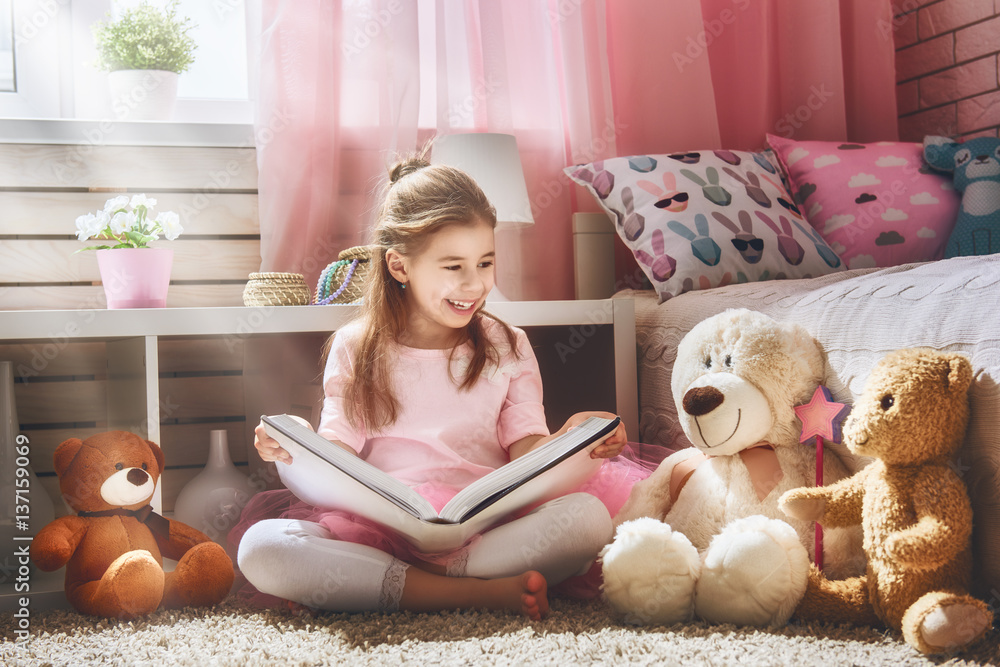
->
xmin=234 ymin=156 xmax=640 ymax=620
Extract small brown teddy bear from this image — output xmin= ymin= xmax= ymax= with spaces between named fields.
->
xmin=780 ymin=348 xmax=993 ymax=654
xmin=31 ymin=431 xmax=235 ymax=619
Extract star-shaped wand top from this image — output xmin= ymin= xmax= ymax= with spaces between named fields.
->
xmin=795 ymin=385 xmax=850 ymax=445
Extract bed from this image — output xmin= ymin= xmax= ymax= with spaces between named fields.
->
xmin=566 ymin=137 xmax=1000 ymax=601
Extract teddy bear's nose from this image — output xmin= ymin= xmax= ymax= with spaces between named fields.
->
xmin=683 ymin=386 xmax=725 ymax=416
xmin=127 ymin=468 xmax=148 ymax=486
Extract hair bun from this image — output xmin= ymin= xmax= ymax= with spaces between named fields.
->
xmin=389 ymin=157 xmax=430 ymax=184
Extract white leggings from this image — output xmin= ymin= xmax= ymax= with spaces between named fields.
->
xmin=237 ymin=492 xmax=612 ymax=612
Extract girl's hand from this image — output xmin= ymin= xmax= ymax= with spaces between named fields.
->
xmin=561 ymin=411 xmax=628 ymax=459
xmin=254 ymin=419 xmax=297 ymax=465
xmin=254 ymin=416 xmax=357 ymax=464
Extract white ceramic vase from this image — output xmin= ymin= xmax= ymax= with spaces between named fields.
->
xmin=174 ymin=430 xmax=257 ymax=548
xmin=0 ymin=361 xmax=55 ymax=586
xmin=107 ymin=69 xmax=179 ymax=121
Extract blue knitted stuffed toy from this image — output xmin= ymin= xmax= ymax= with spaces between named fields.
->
xmin=924 ymin=136 xmax=1000 ymax=257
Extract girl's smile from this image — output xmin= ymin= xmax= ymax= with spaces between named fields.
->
xmin=387 ymin=218 xmax=496 ymax=349
xmin=446 ymin=299 xmax=476 ymax=312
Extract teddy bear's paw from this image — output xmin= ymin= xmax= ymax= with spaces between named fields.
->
xmin=72 ymin=550 xmax=164 ymax=619
xmin=600 ymin=517 xmax=701 ymax=625
xmin=778 ymin=489 xmax=826 ymax=523
xmin=904 ymin=591 xmax=994 ymax=655
xmin=162 ymin=541 xmax=235 ymax=608
xmin=694 ymin=515 xmax=809 ymax=627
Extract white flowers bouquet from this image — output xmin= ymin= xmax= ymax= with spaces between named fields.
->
xmin=76 ymin=194 xmax=184 ymax=250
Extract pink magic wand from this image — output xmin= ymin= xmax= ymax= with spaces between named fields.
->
xmin=794 ymin=385 xmax=850 ymax=570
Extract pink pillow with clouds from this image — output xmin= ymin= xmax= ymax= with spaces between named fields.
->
xmin=766 ymin=134 xmax=961 ymax=269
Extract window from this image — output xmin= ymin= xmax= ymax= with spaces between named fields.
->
xmin=0 ymin=0 xmax=12 ymax=92
xmin=0 ymin=0 xmax=257 ymax=136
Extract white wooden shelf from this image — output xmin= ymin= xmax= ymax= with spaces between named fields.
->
xmin=0 ymin=299 xmax=638 ymax=437
xmin=2 ymin=300 xmax=627 ymax=338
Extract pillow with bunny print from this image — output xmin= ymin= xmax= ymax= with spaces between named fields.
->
xmin=564 ymin=150 xmax=845 ymax=302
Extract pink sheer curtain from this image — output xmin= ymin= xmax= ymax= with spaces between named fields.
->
xmin=700 ymin=0 xmax=899 ymax=148
xmin=255 ymin=0 xmax=897 ymax=301
xmin=255 ymin=1 xmax=420 ymax=287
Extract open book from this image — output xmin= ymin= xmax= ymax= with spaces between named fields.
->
xmin=262 ymin=413 xmax=620 ymax=553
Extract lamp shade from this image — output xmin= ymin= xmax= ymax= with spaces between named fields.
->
xmin=430 ymin=133 xmax=534 ymax=228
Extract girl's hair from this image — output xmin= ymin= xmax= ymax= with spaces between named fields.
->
xmin=335 ymin=152 xmax=521 ymax=433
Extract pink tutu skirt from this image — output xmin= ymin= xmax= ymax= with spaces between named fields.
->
xmin=228 ymin=442 xmax=670 ymax=607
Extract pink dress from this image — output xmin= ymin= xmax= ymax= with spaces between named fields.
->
xmin=231 ymin=318 xmax=662 ymax=603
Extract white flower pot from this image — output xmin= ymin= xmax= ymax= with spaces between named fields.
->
xmin=107 ymin=69 xmax=179 ymax=121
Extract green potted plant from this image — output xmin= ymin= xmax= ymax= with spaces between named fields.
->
xmin=92 ymin=1 xmax=197 ymax=121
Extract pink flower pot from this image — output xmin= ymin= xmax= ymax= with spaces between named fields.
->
xmin=96 ymin=247 xmax=173 ymax=309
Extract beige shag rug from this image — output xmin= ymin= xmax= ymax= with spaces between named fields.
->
xmin=3 ymin=596 xmax=999 ymax=666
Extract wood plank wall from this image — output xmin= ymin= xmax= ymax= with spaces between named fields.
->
xmin=0 ymin=142 xmax=327 ymax=515
xmin=0 ymin=143 xmax=260 ymax=309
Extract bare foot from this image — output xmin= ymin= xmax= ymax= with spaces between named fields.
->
xmin=480 ymin=571 xmax=549 ymax=620
xmin=398 ymin=565 xmax=549 ymax=618
xmin=520 ymin=571 xmax=549 ymax=620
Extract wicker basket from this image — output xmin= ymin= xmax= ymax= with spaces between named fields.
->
xmin=242 ymin=272 xmax=312 ymax=307
xmin=314 ymin=245 xmax=375 ymax=305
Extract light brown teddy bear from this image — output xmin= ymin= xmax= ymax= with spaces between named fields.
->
xmin=780 ymin=348 xmax=993 ymax=654
xmin=31 ymin=431 xmax=235 ymax=619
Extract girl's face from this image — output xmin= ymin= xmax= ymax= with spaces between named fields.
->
xmin=387 ymin=219 xmax=496 ymax=349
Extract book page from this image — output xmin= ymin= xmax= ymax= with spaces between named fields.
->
xmin=262 ymin=415 xmax=439 ymax=521
xmin=438 ymin=415 xmax=618 ymax=523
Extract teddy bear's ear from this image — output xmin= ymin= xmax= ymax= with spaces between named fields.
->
xmin=53 ymin=438 xmax=84 ymax=477
xmin=145 ymin=440 xmax=165 ymax=475
xmin=785 ymin=322 xmax=824 ymax=379
xmin=923 ymin=138 xmax=959 ymax=172
xmin=944 ymin=354 xmax=973 ymax=394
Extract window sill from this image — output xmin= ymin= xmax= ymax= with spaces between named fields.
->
xmin=0 ymin=118 xmax=256 ymax=148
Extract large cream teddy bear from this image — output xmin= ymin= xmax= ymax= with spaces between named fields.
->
xmin=601 ymin=309 xmax=862 ymax=626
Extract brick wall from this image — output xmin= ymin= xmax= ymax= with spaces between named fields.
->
xmin=894 ymin=0 xmax=1000 ymax=141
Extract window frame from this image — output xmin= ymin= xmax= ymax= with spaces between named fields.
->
xmin=0 ymin=117 xmax=255 ymax=145
xmin=0 ymin=0 xmax=260 ymax=146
